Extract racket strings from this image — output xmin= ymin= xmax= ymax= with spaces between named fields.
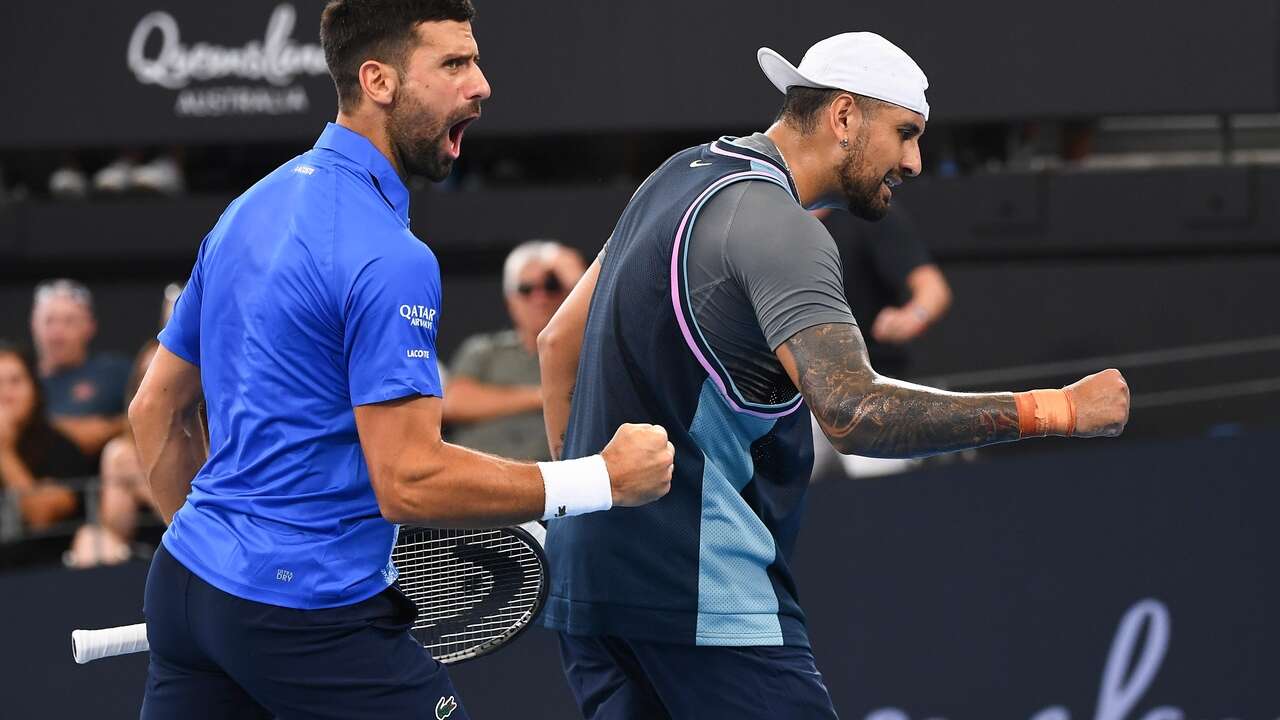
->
xmin=391 ymin=527 xmax=544 ymax=662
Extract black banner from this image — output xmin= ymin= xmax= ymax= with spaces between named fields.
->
xmin=2 ymin=0 xmax=1278 ymax=148
xmin=2 ymin=1 xmax=333 ymax=147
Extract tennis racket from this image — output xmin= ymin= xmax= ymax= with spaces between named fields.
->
xmin=71 ymin=521 xmax=548 ymax=665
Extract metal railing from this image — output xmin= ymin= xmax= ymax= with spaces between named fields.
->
xmin=919 ymin=334 xmax=1280 ymax=411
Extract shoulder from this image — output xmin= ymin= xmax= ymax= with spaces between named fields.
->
xmin=342 ymin=232 xmax=439 ymax=281
xmin=205 ymin=155 xmax=345 ymax=256
xmin=715 ymin=181 xmax=833 ymax=259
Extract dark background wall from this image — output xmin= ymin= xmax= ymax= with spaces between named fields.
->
xmin=2 ymin=0 xmax=1277 ymax=148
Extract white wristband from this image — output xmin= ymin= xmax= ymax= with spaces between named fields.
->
xmin=537 ymin=455 xmax=613 ymax=520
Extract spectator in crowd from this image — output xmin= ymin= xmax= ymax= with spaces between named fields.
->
xmin=816 ymin=204 xmax=951 ymax=379
xmin=29 ymin=279 xmax=130 ymax=460
xmin=64 ymin=342 xmax=162 ymax=567
xmin=0 ymin=342 xmax=94 ymax=531
xmin=65 ymin=282 xmax=183 ymax=567
xmin=443 ymin=241 xmax=586 ymax=461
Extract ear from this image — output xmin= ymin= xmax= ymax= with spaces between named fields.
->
xmin=357 ymin=59 xmax=400 ymax=108
xmin=826 ymin=93 xmax=860 ymax=144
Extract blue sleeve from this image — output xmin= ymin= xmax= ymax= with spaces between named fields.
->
xmin=157 ymin=241 xmax=205 ymax=366
xmin=344 ymin=247 xmax=444 ymax=406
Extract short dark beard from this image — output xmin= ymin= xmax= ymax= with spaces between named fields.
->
xmin=837 ymin=128 xmax=889 ymax=221
xmin=385 ymin=87 xmax=454 ymax=182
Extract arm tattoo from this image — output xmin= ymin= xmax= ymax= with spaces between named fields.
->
xmin=785 ymin=324 xmax=1021 ymax=458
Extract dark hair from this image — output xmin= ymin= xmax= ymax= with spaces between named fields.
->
xmin=320 ymin=0 xmax=478 ymax=112
xmin=0 ymin=341 xmax=57 ymax=472
xmin=777 ymin=86 xmax=885 ymax=135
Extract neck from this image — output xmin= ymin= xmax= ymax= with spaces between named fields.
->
xmin=335 ymin=111 xmax=405 ymax=180
xmin=763 ymin=122 xmax=835 ymax=209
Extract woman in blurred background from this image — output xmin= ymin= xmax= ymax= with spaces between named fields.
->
xmin=64 ymin=340 xmax=162 ymax=567
xmin=0 ymin=342 xmax=93 ymax=531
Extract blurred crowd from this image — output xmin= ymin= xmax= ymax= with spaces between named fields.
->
xmin=0 ymin=204 xmax=950 ymax=572
xmin=0 ymin=279 xmax=173 ymax=569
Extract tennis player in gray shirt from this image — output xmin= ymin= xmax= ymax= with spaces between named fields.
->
xmin=538 ymin=32 xmax=1131 ymax=718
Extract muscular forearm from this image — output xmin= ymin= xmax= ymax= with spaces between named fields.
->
xmin=373 ymin=439 xmax=545 ymax=528
xmin=783 ymin=323 xmax=1019 ymax=458
xmin=131 ymin=401 xmax=206 ymax=524
xmin=441 ymin=378 xmax=542 ymax=424
xmin=816 ymin=375 xmax=1020 ymax=458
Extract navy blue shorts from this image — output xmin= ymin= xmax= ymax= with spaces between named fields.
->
xmin=557 ymin=633 xmax=839 ymax=720
xmin=141 ymin=544 xmax=468 ymax=720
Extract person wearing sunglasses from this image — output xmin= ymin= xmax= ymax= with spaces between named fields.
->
xmin=442 ymin=240 xmax=586 ymax=462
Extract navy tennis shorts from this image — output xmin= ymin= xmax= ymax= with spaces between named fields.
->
xmin=557 ymin=633 xmax=839 ymax=719
xmin=141 ymin=544 xmax=468 ymax=720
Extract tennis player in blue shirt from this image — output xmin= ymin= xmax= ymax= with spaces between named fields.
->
xmin=127 ymin=2 xmax=672 ymax=718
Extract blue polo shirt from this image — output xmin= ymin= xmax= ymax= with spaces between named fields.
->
xmin=157 ymin=123 xmax=443 ymax=609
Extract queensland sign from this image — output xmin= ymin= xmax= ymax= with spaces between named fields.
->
xmin=126 ymin=4 xmax=329 ymax=117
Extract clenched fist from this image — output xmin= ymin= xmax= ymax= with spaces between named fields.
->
xmin=601 ymin=423 xmax=674 ymax=507
xmin=1064 ymin=369 xmax=1130 ymax=438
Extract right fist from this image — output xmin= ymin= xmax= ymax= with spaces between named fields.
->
xmin=601 ymin=423 xmax=674 ymax=507
xmin=1064 ymin=369 xmax=1130 ymax=438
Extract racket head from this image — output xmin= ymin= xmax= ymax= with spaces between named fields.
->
xmin=392 ymin=522 xmax=548 ymax=665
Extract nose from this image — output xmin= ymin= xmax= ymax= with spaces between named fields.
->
xmin=902 ymin=138 xmax=922 ymax=178
xmin=468 ymin=65 xmax=492 ymax=103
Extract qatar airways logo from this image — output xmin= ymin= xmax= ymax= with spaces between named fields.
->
xmin=400 ymin=304 xmax=437 ymax=330
xmin=126 ymin=5 xmax=327 ymax=117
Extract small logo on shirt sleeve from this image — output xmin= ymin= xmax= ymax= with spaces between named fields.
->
xmin=399 ymin=304 xmax=437 ymax=329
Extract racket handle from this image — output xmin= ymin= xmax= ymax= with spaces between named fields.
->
xmin=72 ymin=623 xmax=149 ymax=664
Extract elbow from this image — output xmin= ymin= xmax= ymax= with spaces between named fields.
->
xmin=127 ymin=390 xmax=156 ymax=431
xmin=536 ymin=323 xmax=560 ymax=360
xmin=377 ymin=498 xmax=413 ymax=526
xmin=369 ymin=450 xmax=446 ymax=526
xmin=372 ymin=472 xmax=416 ymax=525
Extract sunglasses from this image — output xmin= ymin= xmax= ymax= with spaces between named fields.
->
xmin=515 ymin=272 xmax=564 ymax=297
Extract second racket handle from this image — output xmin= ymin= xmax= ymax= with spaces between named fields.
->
xmin=71 ymin=623 xmax=150 ymax=664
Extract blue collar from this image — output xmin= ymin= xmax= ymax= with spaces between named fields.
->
xmin=314 ymin=123 xmax=410 ymax=226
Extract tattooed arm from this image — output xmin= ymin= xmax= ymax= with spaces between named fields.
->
xmin=538 ymin=257 xmax=602 ymax=460
xmin=778 ymin=322 xmax=1130 ymax=456
xmin=776 ymin=322 xmax=1024 ymax=458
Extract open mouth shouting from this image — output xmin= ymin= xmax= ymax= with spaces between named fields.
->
xmin=446 ymin=114 xmax=479 ymax=159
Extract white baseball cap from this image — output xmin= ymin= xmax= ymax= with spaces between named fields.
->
xmin=758 ymin=32 xmax=930 ymax=121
